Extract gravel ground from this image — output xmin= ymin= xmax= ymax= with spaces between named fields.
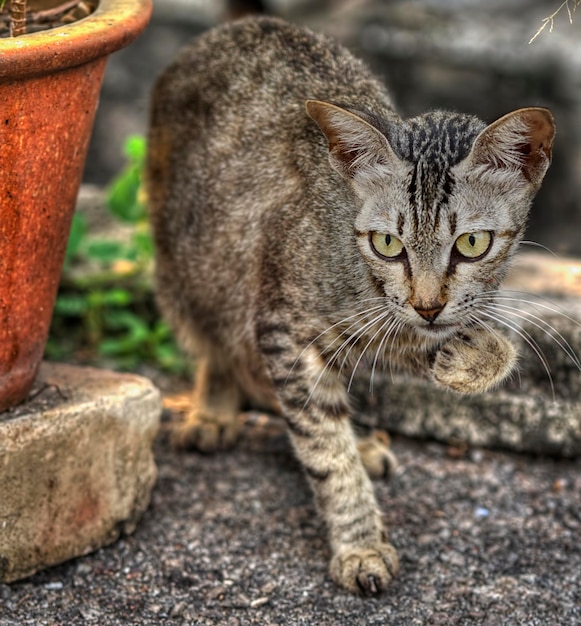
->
xmin=1 ymin=412 xmax=579 ymax=626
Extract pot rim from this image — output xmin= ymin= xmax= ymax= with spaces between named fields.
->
xmin=0 ymin=0 xmax=153 ymax=81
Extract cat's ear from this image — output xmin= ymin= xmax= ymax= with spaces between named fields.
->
xmin=467 ymin=107 xmax=555 ymax=189
xmin=305 ymin=100 xmax=399 ymax=183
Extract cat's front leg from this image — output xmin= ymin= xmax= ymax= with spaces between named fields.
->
xmin=431 ymin=326 xmax=517 ymax=394
xmin=259 ymin=326 xmax=398 ymax=594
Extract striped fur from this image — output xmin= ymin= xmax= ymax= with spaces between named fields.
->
xmin=147 ymin=17 xmax=555 ymax=595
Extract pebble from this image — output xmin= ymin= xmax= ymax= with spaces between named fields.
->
xmin=80 ymin=608 xmax=101 ymax=621
xmin=260 ymin=581 xmax=278 ymax=594
xmin=169 ymin=601 xmax=187 ymax=618
xmin=43 ymin=581 xmax=63 ymax=591
xmin=447 ymin=551 xmax=466 ymax=568
xmin=206 ymin=585 xmax=226 ymax=600
xmin=75 ymin=562 xmax=92 ymax=575
xmin=228 ymin=593 xmax=251 ymax=608
xmin=470 ymin=449 xmax=484 ymax=463
xmin=417 ymin=533 xmax=438 ymax=546
xmin=474 ymin=506 xmax=490 ymax=518
xmin=552 ymin=477 xmax=567 ymax=492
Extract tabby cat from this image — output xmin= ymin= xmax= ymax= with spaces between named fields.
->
xmin=146 ymin=17 xmax=555 ymax=594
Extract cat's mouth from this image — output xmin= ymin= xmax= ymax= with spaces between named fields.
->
xmin=415 ymin=322 xmax=460 ymax=339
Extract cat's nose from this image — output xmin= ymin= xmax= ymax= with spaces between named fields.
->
xmin=414 ymin=302 xmax=445 ymax=323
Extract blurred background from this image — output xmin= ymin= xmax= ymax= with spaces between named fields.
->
xmin=52 ymin=0 xmax=581 ymax=374
xmin=85 ymin=0 xmax=581 ymax=256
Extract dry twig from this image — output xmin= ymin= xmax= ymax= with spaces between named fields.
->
xmin=530 ymin=0 xmax=581 ymax=43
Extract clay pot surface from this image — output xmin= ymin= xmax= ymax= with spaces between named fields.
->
xmin=0 ymin=0 xmax=152 ymax=411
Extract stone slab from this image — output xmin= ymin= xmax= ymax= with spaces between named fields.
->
xmin=354 ymin=376 xmax=581 ymax=458
xmin=0 ymin=362 xmax=161 ymax=583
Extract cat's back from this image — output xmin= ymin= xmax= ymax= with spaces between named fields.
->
xmin=146 ymin=17 xmax=394 ymax=349
xmin=150 ymin=16 xmax=391 ymax=131
xmin=147 ymin=17 xmax=394 ymax=227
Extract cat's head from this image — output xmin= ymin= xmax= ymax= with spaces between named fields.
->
xmin=306 ymin=100 xmax=555 ymax=341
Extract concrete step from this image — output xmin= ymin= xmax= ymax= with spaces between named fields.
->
xmin=0 ymin=362 xmax=161 ymax=583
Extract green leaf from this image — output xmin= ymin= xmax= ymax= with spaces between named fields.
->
xmin=99 ymin=310 xmax=150 ymax=356
xmin=48 ymin=133 xmax=183 ymax=372
xmin=86 ymin=290 xmax=106 ymax=308
xmin=44 ymin=338 xmax=65 ymax=359
xmin=103 ymin=309 xmax=149 ymax=337
xmin=64 ymin=213 xmax=87 ymax=266
xmin=107 ymin=166 xmax=145 ymax=223
xmin=53 ymin=294 xmax=88 ymax=316
xmin=131 ymin=230 xmax=154 ymax=258
xmin=86 ymin=240 xmax=126 ymax=263
xmin=106 ymin=135 xmax=147 ymax=223
xmin=123 ymin=135 xmax=147 ymax=163
xmin=98 ymin=337 xmax=131 ymax=357
xmin=101 ymin=288 xmax=133 ymax=307
xmin=151 ymin=320 xmax=172 ymax=341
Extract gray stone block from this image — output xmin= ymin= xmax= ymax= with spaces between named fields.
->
xmin=353 ymin=375 xmax=580 ymax=458
xmin=0 ymin=363 xmax=161 ymax=583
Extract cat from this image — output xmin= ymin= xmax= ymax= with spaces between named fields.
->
xmin=146 ymin=16 xmax=555 ymax=595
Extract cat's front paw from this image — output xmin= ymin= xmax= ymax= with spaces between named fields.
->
xmin=431 ymin=327 xmax=516 ymax=394
xmin=330 ymin=544 xmax=399 ymax=595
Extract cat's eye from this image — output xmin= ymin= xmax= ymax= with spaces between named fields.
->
xmin=454 ymin=231 xmax=492 ymax=259
xmin=370 ymin=232 xmax=405 ymax=260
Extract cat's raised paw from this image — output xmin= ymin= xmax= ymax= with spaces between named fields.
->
xmin=431 ymin=327 xmax=516 ymax=394
xmin=330 ymin=544 xmax=399 ymax=595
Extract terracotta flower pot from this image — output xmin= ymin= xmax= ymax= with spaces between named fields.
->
xmin=0 ymin=0 xmax=152 ymax=412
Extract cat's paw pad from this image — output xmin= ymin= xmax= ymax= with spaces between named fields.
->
xmin=431 ymin=328 xmax=516 ymax=394
xmin=170 ymin=410 xmax=240 ymax=452
xmin=330 ymin=544 xmax=399 ymax=595
xmin=357 ymin=430 xmax=398 ymax=479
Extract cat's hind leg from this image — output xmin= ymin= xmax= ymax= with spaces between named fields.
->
xmin=356 ymin=430 xmax=399 ymax=479
xmin=171 ymin=350 xmax=242 ymax=452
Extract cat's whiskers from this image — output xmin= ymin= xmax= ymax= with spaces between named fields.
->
xmin=301 ymin=304 xmax=395 ymax=410
xmin=481 ymin=302 xmax=581 ymax=371
xmin=285 ymin=299 xmax=387 ymax=384
xmin=385 ymin=318 xmax=407 ymax=383
xmin=335 ymin=309 xmax=394 ymax=375
xmin=346 ymin=314 xmax=399 ymax=393
xmin=324 ymin=305 xmax=392 ymax=374
xmin=478 ymin=290 xmax=581 ymax=328
xmin=478 ymin=308 xmax=556 ymax=400
xmin=473 ymin=290 xmax=581 ymax=373
xmin=474 ymin=289 xmax=581 ymax=327
xmin=369 ymin=317 xmax=402 ymax=394
xmin=466 ymin=312 xmax=523 ymax=388
xmin=518 ymin=241 xmax=558 ymax=257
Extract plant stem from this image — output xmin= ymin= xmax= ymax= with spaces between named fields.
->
xmin=9 ymin=0 xmax=27 ymax=36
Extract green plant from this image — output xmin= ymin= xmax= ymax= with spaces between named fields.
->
xmin=46 ymin=135 xmax=189 ymax=376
